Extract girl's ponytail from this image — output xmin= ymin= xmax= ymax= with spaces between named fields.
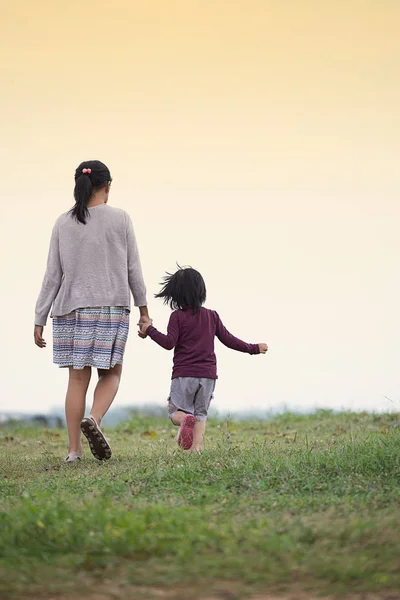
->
xmin=70 ymin=160 xmax=112 ymax=225
xmin=72 ymin=173 xmax=92 ymax=224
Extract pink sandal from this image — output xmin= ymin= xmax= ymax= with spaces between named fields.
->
xmin=177 ymin=414 xmax=197 ymax=450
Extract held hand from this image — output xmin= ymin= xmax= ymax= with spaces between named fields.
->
xmin=258 ymin=343 xmax=268 ymax=354
xmin=137 ymin=316 xmax=152 ymax=339
xmin=34 ymin=325 xmax=46 ymax=348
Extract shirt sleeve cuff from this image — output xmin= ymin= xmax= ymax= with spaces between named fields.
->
xmin=35 ymin=314 xmax=47 ymax=326
xmin=133 ymin=296 xmax=148 ymax=307
xmin=146 ymin=325 xmax=156 ymax=337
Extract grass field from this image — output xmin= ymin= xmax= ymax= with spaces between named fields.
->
xmin=0 ymin=410 xmax=399 ymax=600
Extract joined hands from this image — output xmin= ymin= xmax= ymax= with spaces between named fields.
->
xmin=137 ymin=316 xmax=153 ymax=338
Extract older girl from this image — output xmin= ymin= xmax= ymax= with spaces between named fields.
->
xmin=34 ymin=160 xmax=150 ymax=462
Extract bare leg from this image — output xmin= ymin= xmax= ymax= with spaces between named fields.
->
xmin=65 ymin=367 xmax=91 ymax=454
xmin=89 ymin=364 xmax=122 ymax=426
xmin=192 ymin=420 xmax=207 ymax=453
xmin=171 ymin=410 xmax=185 ymax=426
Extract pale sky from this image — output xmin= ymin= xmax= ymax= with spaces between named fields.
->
xmin=1 ymin=1 xmax=399 ymax=416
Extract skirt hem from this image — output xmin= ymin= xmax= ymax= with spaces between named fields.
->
xmin=55 ymin=360 xmax=124 ymax=370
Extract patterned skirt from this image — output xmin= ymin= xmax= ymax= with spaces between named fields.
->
xmin=53 ymin=307 xmax=130 ymax=370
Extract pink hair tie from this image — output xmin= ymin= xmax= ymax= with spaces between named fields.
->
xmin=82 ymin=168 xmax=92 ymax=174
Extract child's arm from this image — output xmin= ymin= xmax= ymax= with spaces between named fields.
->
xmin=143 ymin=311 xmax=180 ymax=350
xmin=215 ymin=312 xmax=265 ymax=355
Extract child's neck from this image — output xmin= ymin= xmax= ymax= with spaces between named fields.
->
xmin=87 ymin=190 xmax=108 ymax=208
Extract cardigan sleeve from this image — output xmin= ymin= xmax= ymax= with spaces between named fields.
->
xmin=35 ymin=220 xmax=63 ymax=326
xmin=125 ymin=213 xmax=147 ymax=307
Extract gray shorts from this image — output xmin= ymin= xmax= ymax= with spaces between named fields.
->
xmin=168 ymin=377 xmax=216 ymax=422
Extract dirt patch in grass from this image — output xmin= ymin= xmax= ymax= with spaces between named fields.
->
xmin=15 ymin=585 xmax=400 ymax=600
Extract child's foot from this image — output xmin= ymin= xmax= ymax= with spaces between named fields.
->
xmin=80 ymin=415 xmax=112 ymax=460
xmin=177 ymin=414 xmax=197 ymax=450
xmin=64 ymin=451 xmax=82 ymax=463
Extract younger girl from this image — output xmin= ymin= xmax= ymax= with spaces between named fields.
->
xmin=139 ymin=266 xmax=267 ymax=451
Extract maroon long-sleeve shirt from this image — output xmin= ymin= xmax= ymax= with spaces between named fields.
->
xmin=146 ymin=307 xmax=260 ymax=379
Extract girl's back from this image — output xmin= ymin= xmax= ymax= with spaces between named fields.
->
xmin=35 ymin=204 xmax=146 ymax=327
xmin=58 ymin=205 xmax=128 ymax=290
xmin=170 ymin=307 xmax=218 ymax=378
xmin=147 ymin=306 xmax=260 ymax=379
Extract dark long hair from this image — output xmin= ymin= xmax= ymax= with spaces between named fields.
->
xmin=155 ymin=265 xmax=206 ymax=314
xmin=71 ymin=160 xmax=112 ymax=224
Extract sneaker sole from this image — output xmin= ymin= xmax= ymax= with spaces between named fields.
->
xmin=80 ymin=418 xmax=112 ymax=461
xmin=177 ymin=415 xmax=197 ymax=450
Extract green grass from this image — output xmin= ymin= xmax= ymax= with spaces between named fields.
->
xmin=0 ymin=410 xmax=399 ymax=599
